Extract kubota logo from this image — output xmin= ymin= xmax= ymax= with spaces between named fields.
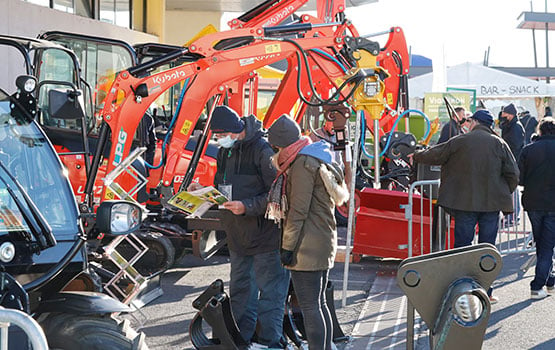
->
xmin=112 ymin=128 xmax=128 ymax=166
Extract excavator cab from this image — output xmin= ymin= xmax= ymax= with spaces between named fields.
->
xmin=0 ymin=73 xmax=148 ymax=349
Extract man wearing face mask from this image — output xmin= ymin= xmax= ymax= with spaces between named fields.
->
xmin=195 ymin=105 xmax=289 ymax=349
xmin=499 ymin=103 xmax=525 ymax=227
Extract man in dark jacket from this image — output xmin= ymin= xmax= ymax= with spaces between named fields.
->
xmin=197 ymin=106 xmax=289 ymax=348
xmin=414 ymin=109 xmax=519 ymax=302
xmin=500 ymin=103 xmax=525 ymax=225
xmin=500 ymin=103 xmax=525 ymax=159
xmin=437 ymin=106 xmax=469 ymax=144
xmin=518 ymin=117 xmax=555 ymax=299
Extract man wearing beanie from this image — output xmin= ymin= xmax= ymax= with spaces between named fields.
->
xmin=500 ymin=103 xmax=525 ymax=159
xmin=414 ymin=109 xmax=519 ymax=304
xmin=500 ymin=103 xmax=525 ymax=226
xmin=190 ymin=105 xmax=289 ymax=349
xmin=267 ymin=114 xmax=348 ymax=350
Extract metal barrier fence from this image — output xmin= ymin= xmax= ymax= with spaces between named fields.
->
xmin=0 ymin=307 xmax=48 ymax=350
xmin=404 ymin=181 xmax=533 ymax=258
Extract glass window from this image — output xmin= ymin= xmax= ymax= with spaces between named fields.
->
xmin=53 ymin=0 xmax=75 ymax=13
xmin=75 ymin=0 xmax=93 ymax=18
xmin=0 ymin=89 xmax=79 ymax=236
xmin=100 ymin=0 xmax=130 ymax=28
xmin=36 ymin=48 xmax=82 ymax=130
xmin=48 ymin=37 xmax=134 ymax=134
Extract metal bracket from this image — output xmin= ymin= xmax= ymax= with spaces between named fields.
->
xmin=190 ymin=280 xmax=247 ymax=349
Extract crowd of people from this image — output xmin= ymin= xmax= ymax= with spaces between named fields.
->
xmin=415 ymin=104 xmax=555 ymax=302
xmin=189 ymin=102 xmax=553 ymax=349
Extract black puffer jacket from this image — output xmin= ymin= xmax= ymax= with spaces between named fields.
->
xmin=500 ymin=116 xmax=525 ymax=159
xmin=518 ymin=135 xmax=555 ymax=211
xmin=214 ymin=115 xmax=279 ymax=256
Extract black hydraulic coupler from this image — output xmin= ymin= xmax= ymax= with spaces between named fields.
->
xmin=190 ymin=280 xmax=248 ymax=350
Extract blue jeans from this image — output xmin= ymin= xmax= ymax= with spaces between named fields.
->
xmin=453 ymin=210 xmax=499 ymax=297
xmin=528 ymin=211 xmax=555 ymax=291
xmin=290 ymin=270 xmax=333 ymax=350
xmin=453 ymin=210 xmax=500 ymax=248
xmin=229 ymin=249 xmax=290 ymax=347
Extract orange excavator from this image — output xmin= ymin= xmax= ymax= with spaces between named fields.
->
xmin=39 ymin=0 xmax=413 ymax=276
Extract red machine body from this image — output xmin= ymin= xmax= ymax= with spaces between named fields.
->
xmin=353 ymin=188 xmax=454 ymax=259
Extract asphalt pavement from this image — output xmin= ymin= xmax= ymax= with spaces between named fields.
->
xmin=121 ymin=236 xmax=555 ymax=350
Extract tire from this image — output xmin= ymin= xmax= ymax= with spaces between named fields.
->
xmin=39 ymin=313 xmax=148 ymax=350
xmin=134 ymin=231 xmax=175 ymax=276
xmin=115 ymin=231 xmax=175 ymax=277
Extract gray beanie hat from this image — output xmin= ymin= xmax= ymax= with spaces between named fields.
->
xmin=268 ymin=114 xmax=301 ymax=148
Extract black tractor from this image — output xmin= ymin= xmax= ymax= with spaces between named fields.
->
xmin=0 ymin=72 xmax=148 ymax=349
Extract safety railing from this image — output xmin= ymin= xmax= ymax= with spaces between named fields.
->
xmin=402 ymin=180 xmax=453 ymax=258
xmin=497 ymin=189 xmax=534 ymax=256
xmin=0 ymin=307 xmax=48 ymax=350
xmin=404 ymin=182 xmax=533 ymax=258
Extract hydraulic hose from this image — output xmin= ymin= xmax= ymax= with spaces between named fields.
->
xmin=279 ymin=37 xmax=365 ymax=107
xmin=360 ymin=109 xmax=431 ymax=159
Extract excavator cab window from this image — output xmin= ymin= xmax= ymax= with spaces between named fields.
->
xmin=47 ymin=37 xmax=134 ymax=135
xmin=36 ymin=48 xmax=83 ymax=130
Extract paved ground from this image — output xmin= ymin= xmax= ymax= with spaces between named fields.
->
xmin=121 ymin=232 xmax=555 ymax=350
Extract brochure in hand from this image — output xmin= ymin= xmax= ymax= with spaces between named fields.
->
xmin=167 ymin=186 xmax=229 ymax=218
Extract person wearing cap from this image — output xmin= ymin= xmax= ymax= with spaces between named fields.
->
xmin=191 ymin=105 xmax=289 ymax=349
xmin=414 ymin=109 xmax=519 ymax=303
xmin=500 ymin=103 xmax=525 ymax=159
xmin=500 ymin=103 xmax=525 ymax=227
xmin=267 ymin=114 xmax=348 ymax=350
xmin=518 ymin=117 xmax=555 ymax=299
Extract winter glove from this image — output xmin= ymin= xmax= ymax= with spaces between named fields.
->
xmin=280 ymin=249 xmax=294 ymax=266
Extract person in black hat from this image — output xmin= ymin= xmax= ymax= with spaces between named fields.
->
xmin=500 ymin=103 xmax=525 ymax=227
xmin=189 ymin=105 xmax=289 ymax=349
xmin=267 ymin=114 xmax=348 ymax=350
xmin=414 ymin=109 xmax=519 ymax=304
xmin=500 ymin=103 xmax=525 ymax=159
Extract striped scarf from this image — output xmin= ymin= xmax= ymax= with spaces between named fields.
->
xmin=265 ymin=137 xmax=311 ymax=224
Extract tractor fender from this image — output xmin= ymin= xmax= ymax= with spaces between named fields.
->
xmin=35 ymin=291 xmax=131 ymax=315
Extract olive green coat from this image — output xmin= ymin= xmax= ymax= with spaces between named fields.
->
xmin=282 ymin=154 xmax=346 ymax=271
xmin=414 ymin=124 xmax=519 ymax=214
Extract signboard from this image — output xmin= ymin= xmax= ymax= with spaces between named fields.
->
xmin=424 ymin=92 xmax=472 ymax=122
xmin=478 ymin=84 xmax=544 ymax=97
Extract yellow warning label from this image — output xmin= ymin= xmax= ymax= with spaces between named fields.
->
xmin=180 ymin=120 xmax=193 ymax=135
xmin=386 ymin=92 xmax=394 ymax=105
xmin=104 ymin=188 xmax=115 ymax=200
xmin=265 ymin=44 xmax=281 ymax=54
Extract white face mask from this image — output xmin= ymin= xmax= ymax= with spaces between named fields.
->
xmin=217 ymin=135 xmax=237 ymax=148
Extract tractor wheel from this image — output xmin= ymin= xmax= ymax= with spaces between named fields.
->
xmin=133 ymin=231 xmax=175 ymax=276
xmin=39 ymin=313 xmax=148 ymax=350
